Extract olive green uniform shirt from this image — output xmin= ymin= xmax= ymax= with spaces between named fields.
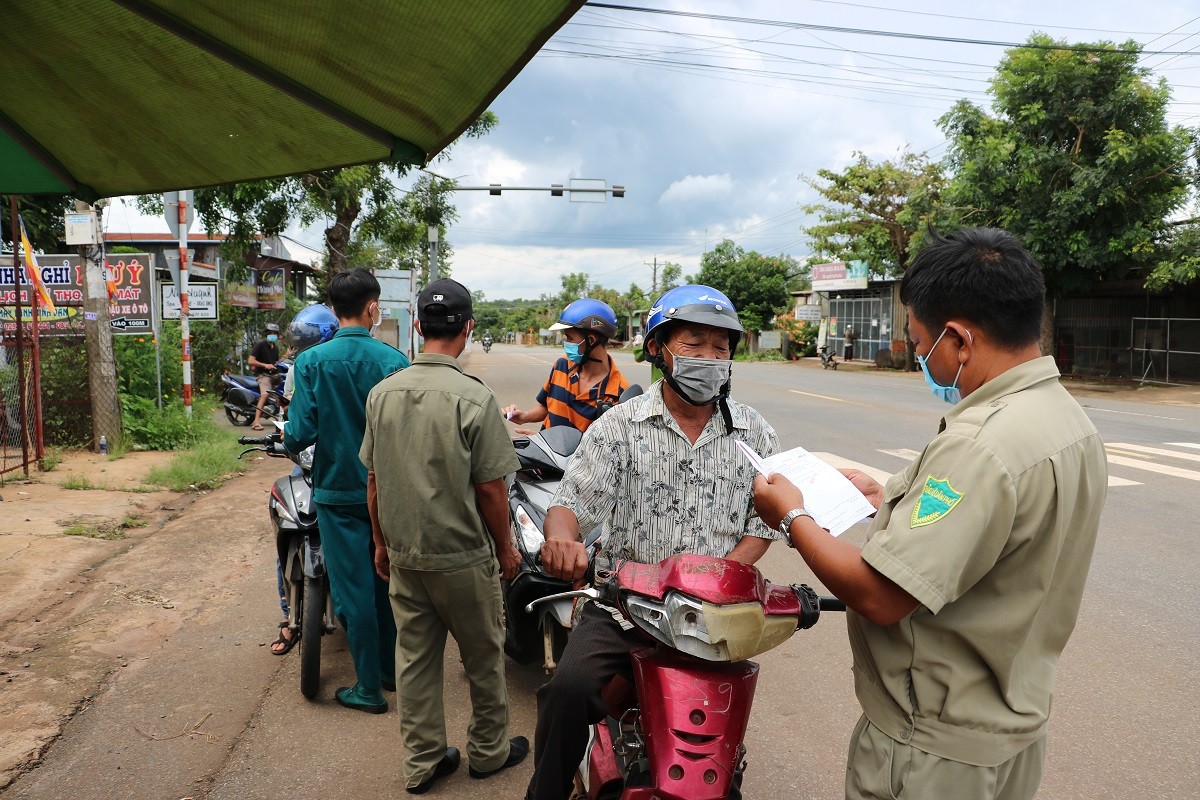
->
xmin=360 ymin=353 xmax=520 ymax=571
xmin=849 ymin=356 xmax=1106 ymax=767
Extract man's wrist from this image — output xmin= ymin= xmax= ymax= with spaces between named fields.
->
xmin=779 ymin=507 xmax=815 ymax=547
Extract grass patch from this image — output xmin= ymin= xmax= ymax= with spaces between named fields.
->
xmin=734 ymin=348 xmax=787 ymax=363
xmin=63 ymin=521 xmax=126 ymax=540
xmin=143 ymin=409 xmax=249 ymax=492
xmin=62 ymin=474 xmax=102 ymax=490
xmin=40 ymin=447 xmax=66 ymax=471
xmin=121 ymin=514 xmax=149 ymax=529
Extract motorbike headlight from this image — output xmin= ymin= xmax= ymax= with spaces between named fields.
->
xmin=625 ymin=591 xmax=798 ymax=662
xmin=297 ymin=446 xmax=315 ymax=471
xmin=513 ymin=504 xmax=545 ymax=557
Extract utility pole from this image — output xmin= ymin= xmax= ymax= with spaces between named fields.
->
xmin=645 ymin=256 xmax=658 ymax=295
xmin=75 ymin=200 xmax=123 ymax=448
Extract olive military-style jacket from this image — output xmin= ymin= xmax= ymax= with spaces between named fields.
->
xmin=850 ymin=356 xmax=1106 ymax=766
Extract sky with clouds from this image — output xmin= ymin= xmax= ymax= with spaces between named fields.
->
xmin=107 ymin=0 xmax=1200 ymax=300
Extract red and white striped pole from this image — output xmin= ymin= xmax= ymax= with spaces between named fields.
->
xmin=178 ymin=196 xmax=192 ymax=416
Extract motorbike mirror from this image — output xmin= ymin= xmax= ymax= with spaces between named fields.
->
xmin=619 ymin=384 xmax=643 ymax=402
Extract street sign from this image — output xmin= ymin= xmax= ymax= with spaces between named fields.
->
xmin=109 ymin=315 xmax=152 ymax=332
xmin=160 ymin=248 xmax=195 ymax=288
xmin=569 ymin=178 xmax=607 ymax=203
xmin=162 ymin=190 xmax=195 ymax=238
xmin=160 ymin=282 xmax=218 ymax=320
xmin=795 ymin=305 xmax=822 ymax=322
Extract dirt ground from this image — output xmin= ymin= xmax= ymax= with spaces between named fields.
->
xmin=0 ymin=445 xmax=276 ymax=791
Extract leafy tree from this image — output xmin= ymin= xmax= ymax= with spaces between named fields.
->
xmin=802 ymin=149 xmax=947 ymax=277
xmin=2 ymin=195 xmax=76 ymax=252
xmin=940 ymin=35 xmax=1198 ymax=296
xmin=137 ymin=113 xmax=498 ymax=286
xmin=658 ymin=262 xmax=683 ymax=294
xmin=693 ymin=239 xmax=795 ymax=348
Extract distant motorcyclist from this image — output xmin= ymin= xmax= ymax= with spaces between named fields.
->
xmin=482 ymin=330 xmax=494 ymax=352
xmin=501 ymin=299 xmax=629 ymax=434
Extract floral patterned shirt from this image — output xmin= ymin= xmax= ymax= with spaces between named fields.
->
xmin=551 ymin=382 xmax=782 ymax=563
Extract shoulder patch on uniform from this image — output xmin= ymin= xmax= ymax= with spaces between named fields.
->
xmin=910 ymin=475 xmax=964 ymax=528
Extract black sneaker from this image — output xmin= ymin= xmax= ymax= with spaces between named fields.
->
xmin=407 ymin=747 xmax=461 ymax=794
xmin=468 ymin=736 xmax=530 ymax=779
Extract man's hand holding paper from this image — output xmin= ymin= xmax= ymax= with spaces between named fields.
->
xmin=738 ymin=441 xmax=876 ymax=537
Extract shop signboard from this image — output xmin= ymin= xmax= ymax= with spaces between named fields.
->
xmin=1 ymin=252 xmax=154 ymax=338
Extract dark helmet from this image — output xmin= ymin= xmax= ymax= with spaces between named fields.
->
xmin=646 ymin=285 xmax=742 ymax=351
xmin=286 ymin=304 xmax=339 ymax=353
xmin=265 ymin=322 xmax=281 ymax=334
xmin=550 ymin=298 xmax=618 ymax=341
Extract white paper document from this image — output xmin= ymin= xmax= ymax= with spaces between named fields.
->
xmin=738 ymin=441 xmax=876 ymax=537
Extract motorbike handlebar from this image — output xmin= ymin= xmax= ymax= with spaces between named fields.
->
xmin=237 ymin=436 xmax=273 ymax=445
xmin=819 ymin=596 xmax=846 ymax=612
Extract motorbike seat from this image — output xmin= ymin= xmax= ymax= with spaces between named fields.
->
xmin=228 ymin=374 xmax=260 ymax=390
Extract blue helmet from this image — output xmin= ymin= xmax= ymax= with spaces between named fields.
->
xmin=550 ymin=298 xmax=618 ymax=341
xmin=286 ymin=304 xmax=339 ymax=353
xmin=646 ymin=285 xmax=742 ymax=350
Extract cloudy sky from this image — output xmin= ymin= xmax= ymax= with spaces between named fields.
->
xmin=108 ymin=0 xmax=1200 ymax=300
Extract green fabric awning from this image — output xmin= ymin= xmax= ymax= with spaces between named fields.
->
xmin=0 ymin=0 xmax=583 ymax=199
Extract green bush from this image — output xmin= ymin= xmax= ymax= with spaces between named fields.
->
xmin=121 ymin=395 xmax=212 ymax=451
xmin=736 ymin=348 xmax=787 ymax=363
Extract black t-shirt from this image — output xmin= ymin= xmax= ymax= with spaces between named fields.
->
xmin=251 ymin=340 xmax=280 ymax=375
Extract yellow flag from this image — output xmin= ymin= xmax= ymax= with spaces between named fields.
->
xmin=18 ymin=216 xmax=57 ymax=313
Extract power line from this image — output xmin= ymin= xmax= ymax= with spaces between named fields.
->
xmin=582 ymin=3 xmax=1200 ymax=56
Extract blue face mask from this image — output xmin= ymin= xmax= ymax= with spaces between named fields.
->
xmin=563 ymin=341 xmax=584 ymax=364
xmin=915 ymin=327 xmax=966 ymax=405
xmin=267 ymin=334 xmax=278 ymax=343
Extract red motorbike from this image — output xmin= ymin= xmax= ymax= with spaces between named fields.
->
xmin=528 ymin=553 xmax=842 ymax=800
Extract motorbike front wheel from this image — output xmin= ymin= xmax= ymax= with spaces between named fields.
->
xmin=299 ymin=574 xmax=324 ymax=699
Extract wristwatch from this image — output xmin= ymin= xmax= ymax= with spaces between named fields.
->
xmin=779 ymin=507 xmax=815 ymax=543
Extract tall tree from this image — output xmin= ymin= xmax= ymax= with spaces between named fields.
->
xmin=802 ymin=149 xmax=947 ymax=277
xmin=693 ymin=239 xmax=795 ymax=349
xmin=940 ymin=35 xmax=1198 ymax=297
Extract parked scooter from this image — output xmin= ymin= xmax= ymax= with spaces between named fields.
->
xmin=503 ymin=385 xmax=643 ymax=672
xmin=237 ymin=431 xmax=335 ymax=699
xmin=528 ymin=554 xmax=844 ymax=800
xmin=818 ymin=345 xmax=838 ymax=370
xmin=221 ymin=361 xmax=290 ymax=426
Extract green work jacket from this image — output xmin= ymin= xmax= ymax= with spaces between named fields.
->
xmin=284 ymin=326 xmax=409 ymax=505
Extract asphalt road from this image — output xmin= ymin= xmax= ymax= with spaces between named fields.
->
xmin=8 ymin=343 xmax=1198 ymax=799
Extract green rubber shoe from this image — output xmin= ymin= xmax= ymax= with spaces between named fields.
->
xmin=335 ymin=684 xmax=388 ymax=714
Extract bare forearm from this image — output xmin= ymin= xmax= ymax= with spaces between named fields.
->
xmin=544 ymin=505 xmax=582 ymax=543
xmin=476 ymin=478 xmax=512 ymax=550
xmin=786 ymin=517 xmax=918 ymax=626
xmin=367 ymin=471 xmax=385 ymax=550
xmin=517 ymin=404 xmax=549 ymax=425
xmin=726 ymin=535 xmax=771 ymax=565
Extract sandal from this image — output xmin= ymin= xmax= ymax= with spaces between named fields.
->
xmin=251 ymin=424 xmax=265 ymax=431
xmin=270 ymin=623 xmax=298 ymax=655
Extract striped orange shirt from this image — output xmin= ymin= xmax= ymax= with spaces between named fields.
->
xmin=536 ymin=356 xmax=630 ymax=432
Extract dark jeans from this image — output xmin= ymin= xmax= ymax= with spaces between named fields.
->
xmin=525 ymin=602 xmax=643 ymax=800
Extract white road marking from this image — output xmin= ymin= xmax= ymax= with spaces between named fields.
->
xmin=788 ymin=389 xmax=873 ymax=407
xmin=812 ymin=453 xmax=893 ymax=485
xmin=878 ymin=448 xmax=921 ymax=461
xmin=1106 ymin=454 xmax=1200 ymax=482
xmin=1107 ymin=475 xmax=1142 ymax=487
xmin=1083 ymin=406 xmax=1183 ymax=421
xmin=1166 ymin=442 xmax=1200 ymax=450
xmin=1106 ymin=443 xmax=1200 ymax=464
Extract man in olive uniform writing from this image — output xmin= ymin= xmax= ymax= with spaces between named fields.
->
xmin=755 ymin=227 xmax=1106 ymax=800
xmin=362 ymin=279 xmax=528 ymax=795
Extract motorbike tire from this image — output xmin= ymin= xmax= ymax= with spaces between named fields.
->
xmin=299 ymin=574 xmax=324 ymax=699
xmin=225 ymin=406 xmax=253 ymax=426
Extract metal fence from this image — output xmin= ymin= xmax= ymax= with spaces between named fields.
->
xmin=0 ymin=344 xmax=37 ymax=475
xmin=1131 ymin=317 xmax=1200 ymax=386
